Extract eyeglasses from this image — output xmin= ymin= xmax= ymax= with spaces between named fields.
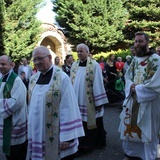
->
xmin=32 ymin=55 xmax=49 ymax=62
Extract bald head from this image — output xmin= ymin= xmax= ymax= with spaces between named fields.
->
xmin=0 ymin=55 xmax=13 ymax=75
xmin=0 ymin=55 xmax=12 ymax=63
xmin=32 ymin=46 xmax=51 ymax=57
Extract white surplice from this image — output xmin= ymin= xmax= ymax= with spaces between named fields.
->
xmin=71 ymin=60 xmax=108 ymax=122
xmin=27 ymin=66 xmax=84 ymax=160
xmin=119 ymin=53 xmax=160 ymax=160
xmin=0 ymin=71 xmax=27 ymax=146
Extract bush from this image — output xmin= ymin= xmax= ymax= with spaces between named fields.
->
xmin=71 ymin=52 xmax=78 ymax=61
xmin=71 ymin=49 xmax=131 ymax=62
xmin=93 ymin=49 xmax=131 ymax=62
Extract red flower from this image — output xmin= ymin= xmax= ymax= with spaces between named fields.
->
xmin=140 ymin=61 xmax=147 ymax=66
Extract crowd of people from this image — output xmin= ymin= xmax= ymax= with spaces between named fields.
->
xmin=0 ymin=31 xmax=160 ymax=160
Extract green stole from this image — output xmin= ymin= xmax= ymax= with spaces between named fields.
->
xmin=0 ymin=72 xmax=18 ymax=155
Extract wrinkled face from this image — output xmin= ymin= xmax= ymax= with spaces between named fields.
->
xmin=134 ymin=35 xmax=148 ymax=57
xmin=0 ymin=57 xmax=12 ymax=75
xmin=32 ymin=51 xmax=52 ymax=73
xmin=77 ymin=46 xmax=88 ymax=61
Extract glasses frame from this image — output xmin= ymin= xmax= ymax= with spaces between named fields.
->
xmin=32 ymin=55 xmax=49 ymax=63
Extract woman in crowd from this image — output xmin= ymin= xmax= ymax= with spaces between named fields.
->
xmin=106 ymin=54 xmax=118 ymax=103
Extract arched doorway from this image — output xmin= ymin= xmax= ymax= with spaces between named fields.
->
xmin=38 ymin=23 xmax=69 ymax=65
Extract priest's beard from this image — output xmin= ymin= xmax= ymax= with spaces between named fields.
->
xmin=135 ymin=45 xmax=148 ymax=57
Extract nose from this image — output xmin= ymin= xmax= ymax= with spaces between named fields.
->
xmin=137 ymin=42 xmax=140 ymax=45
xmin=134 ymin=42 xmax=140 ymax=47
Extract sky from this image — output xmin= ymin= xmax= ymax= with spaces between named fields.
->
xmin=36 ymin=0 xmax=56 ymax=24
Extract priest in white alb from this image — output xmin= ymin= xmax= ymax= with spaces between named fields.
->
xmin=70 ymin=43 xmax=108 ymax=153
xmin=119 ymin=32 xmax=160 ymax=160
xmin=26 ymin=46 xmax=84 ymax=160
xmin=0 ymin=55 xmax=28 ymax=160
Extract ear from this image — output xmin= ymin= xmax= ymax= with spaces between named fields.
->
xmin=48 ymin=55 xmax=52 ymax=60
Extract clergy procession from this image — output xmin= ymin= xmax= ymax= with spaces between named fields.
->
xmin=0 ymin=31 xmax=160 ymax=160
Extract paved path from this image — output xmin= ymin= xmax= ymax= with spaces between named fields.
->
xmin=76 ymin=104 xmax=124 ymax=160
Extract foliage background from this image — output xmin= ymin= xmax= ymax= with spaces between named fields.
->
xmin=72 ymin=49 xmax=131 ymax=63
xmin=53 ymin=0 xmax=160 ymax=54
xmin=123 ymin=0 xmax=160 ymax=48
xmin=1 ymin=0 xmax=44 ymax=62
xmin=1 ymin=0 xmax=160 ymax=63
xmin=53 ymin=0 xmax=128 ymax=53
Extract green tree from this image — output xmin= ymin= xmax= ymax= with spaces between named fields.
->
xmin=123 ymin=0 xmax=160 ymax=48
xmin=2 ymin=0 xmax=44 ymax=62
xmin=52 ymin=0 xmax=128 ymax=53
xmin=0 ymin=0 xmax=5 ymax=54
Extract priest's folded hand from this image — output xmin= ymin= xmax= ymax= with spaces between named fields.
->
xmin=60 ymin=141 xmax=70 ymax=151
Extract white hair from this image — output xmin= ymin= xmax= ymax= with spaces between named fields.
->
xmin=126 ymin=55 xmax=131 ymax=60
xmin=77 ymin=43 xmax=90 ymax=53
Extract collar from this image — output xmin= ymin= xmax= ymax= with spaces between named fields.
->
xmin=79 ymin=59 xmax=87 ymax=66
xmin=2 ymin=70 xmax=13 ymax=82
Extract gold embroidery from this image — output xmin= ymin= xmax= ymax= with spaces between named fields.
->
xmin=46 ymin=68 xmax=60 ymax=143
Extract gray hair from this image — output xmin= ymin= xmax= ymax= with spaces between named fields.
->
xmin=126 ymin=55 xmax=131 ymax=60
xmin=77 ymin=43 xmax=90 ymax=53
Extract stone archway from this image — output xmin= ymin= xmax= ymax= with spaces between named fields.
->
xmin=37 ymin=23 xmax=70 ymax=65
xmin=40 ymin=36 xmax=59 ymax=64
